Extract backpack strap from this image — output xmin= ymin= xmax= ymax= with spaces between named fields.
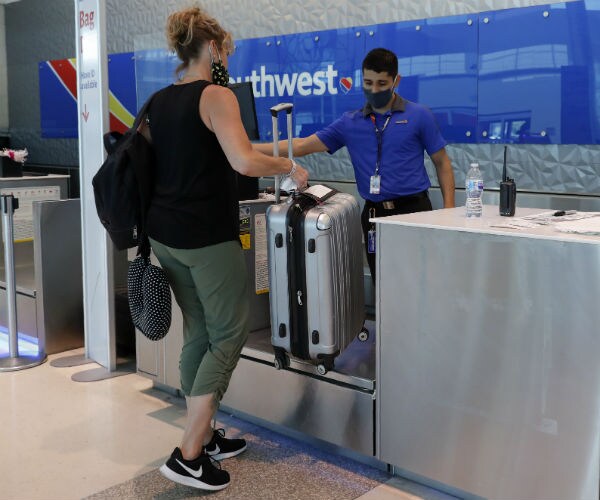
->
xmin=103 ymin=131 xmax=123 ymax=154
xmin=132 ymin=92 xmax=157 ymax=131
xmin=138 ymin=234 xmax=151 ymax=259
xmin=132 ymin=91 xmax=159 ymax=259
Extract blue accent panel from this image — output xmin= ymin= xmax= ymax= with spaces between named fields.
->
xmin=0 ymin=329 xmax=40 ymax=356
xmin=129 ymin=0 xmax=600 ymax=145
xmin=277 ymin=29 xmax=364 ymax=139
xmin=108 ymin=52 xmax=137 ymax=114
xmin=134 ymin=49 xmax=179 ymax=109
xmin=226 ymin=29 xmax=366 ymax=141
xmin=231 ymin=18 xmax=479 ymax=145
xmin=367 ymin=15 xmax=478 ymax=144
xmin=229 ymin=36 xmax=280 ymax=141
xmin=477 ymin=1 xmax=600 ymax=144
xmin=39 ymin=52 xmax=138 ymax=137
xmin=38 ymin=62 xmax=78 ymax=138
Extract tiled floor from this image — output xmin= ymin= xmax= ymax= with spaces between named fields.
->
xmin=0 ymin=347 xmax=457 ymax=500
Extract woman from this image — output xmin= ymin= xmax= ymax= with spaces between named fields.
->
xmin=145 ymin=6 xmax=308 ymax=491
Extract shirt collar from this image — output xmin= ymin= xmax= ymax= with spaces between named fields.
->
xmin=361 ymin=94 xmax=406 ymax=116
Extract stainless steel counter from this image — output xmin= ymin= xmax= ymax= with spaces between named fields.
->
xmin=375 ymin=206 xmax=600 ymax=500
xmin=0 ymin=199 xmax=83 ymax=354
xmin=220 ymin=325 xmax=376 ymax=456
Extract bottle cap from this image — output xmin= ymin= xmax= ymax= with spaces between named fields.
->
xmin=470 ymin=162 xmax=479 ymax=168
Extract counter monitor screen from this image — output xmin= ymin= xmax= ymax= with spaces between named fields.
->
xmin=228 ymin=82 xmax=259 ymax=141
xmin=228 ymin=82 xmax=260 ymax=199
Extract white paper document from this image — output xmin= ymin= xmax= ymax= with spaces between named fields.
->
xmin=554 ymin=216 xmax=600 ymax=235
xmin=489 ymin=211 xmax=600 ymax=231
xmin=521 ymin=211 xmax=600 ymax=223
xmin=489 ymin=219 xmax=540 ymax=229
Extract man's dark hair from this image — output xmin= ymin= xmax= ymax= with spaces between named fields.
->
xmin=362 ymin=48 xmax=398 ymax=77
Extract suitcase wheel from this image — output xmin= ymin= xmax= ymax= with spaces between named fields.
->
xmin=358 ymin=327 xmax=369 ymax=342
xmin=316 ymin=357 xmax=334 ymax=375
xmin=274 ymin=352 xmax=289 ymax=370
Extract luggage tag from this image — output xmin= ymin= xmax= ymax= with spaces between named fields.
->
xmin=369 ymin=174 xmax=381 ymax=195
xmin=367 ymin=208 xmax=376 ymax=254
xmin=280 ymin=174 xmax=298 ymax=193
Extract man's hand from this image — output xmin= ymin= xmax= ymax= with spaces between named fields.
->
xmin=431 ymin=148 xmax=455 ymax=208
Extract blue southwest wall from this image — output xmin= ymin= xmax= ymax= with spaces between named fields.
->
xmin=40 ymin=1 xmax=600 ymax=145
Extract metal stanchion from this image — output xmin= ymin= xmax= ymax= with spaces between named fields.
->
xmin=0 ymin=194 xmax=46 ymax=371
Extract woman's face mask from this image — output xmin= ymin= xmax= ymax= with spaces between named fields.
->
xmin=209 ymin=45 xmax=230 ymax=87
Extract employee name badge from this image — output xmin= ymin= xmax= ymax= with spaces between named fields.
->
xmin=370 ymin=174 xmax=381 ymax=194
xmin=368 ymin=228 xmax=376 ymax=253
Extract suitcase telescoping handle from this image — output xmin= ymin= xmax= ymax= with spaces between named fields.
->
xmin=270 ymin=103 xmax=294 ymax=204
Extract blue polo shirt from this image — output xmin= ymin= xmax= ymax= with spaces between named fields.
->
xmin=316 ymin=95 xmax=446 ymax=202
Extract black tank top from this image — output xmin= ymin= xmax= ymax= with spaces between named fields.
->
xmin=146 ymin=80 xmax=239 ymax=249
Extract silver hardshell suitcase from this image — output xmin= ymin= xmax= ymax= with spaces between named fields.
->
xmin=267 ymin=104 xmax=367 ymax=375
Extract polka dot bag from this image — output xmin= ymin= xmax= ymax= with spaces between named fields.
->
xmin=127 ymin=255 xmax=172 ymax=341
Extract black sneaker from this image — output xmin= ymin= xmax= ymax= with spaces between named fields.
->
xmin=204 ymin=428 xmax=247 ymax=460
xmin=159 ymin=447 xmax=230 ymax=491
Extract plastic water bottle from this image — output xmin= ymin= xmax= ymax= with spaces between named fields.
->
xmin=465 ymin=162 xmax=483 ymax=217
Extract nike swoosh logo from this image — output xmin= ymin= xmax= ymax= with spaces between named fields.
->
xmin=206 ymin=444 xmax=220 ymax=456
xmin=176 ymin=459 xmax=203 ymax=478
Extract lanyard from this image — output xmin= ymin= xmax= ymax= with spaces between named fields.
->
xmin=370 ymin=114 xmax=392 ymax=175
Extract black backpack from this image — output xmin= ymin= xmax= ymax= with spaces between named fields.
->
xmin=92 ymin=94 xmax=156 ymax=252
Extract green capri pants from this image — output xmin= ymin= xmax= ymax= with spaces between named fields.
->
xmin=149 ymin=238 xmax=249 ymax=401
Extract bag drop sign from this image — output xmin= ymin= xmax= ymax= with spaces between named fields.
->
xmin=79 ymin=10 xmax=95 ymax=30
xmin=78 ymin=6 xmax=97 ymax=57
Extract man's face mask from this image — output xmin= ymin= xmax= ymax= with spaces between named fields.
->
xmin=363 ymin=76 xmax=397 ymax=109
xmin=209 ymin=45 xmax=230 ymax=87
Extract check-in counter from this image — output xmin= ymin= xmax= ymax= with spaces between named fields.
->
xmin=375 ymin=206 xmax=600 ymax=500
xmin=0 ymin=175 xmax=83 ymax=354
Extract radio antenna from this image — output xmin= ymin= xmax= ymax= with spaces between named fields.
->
xmin=502 ymin=145 xmax=508 ymax=182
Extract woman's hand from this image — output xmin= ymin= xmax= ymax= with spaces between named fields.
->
xmin=291 ymin=162 xmax=309 ymax=191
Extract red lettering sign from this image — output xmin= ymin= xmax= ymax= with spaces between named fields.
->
xmin=79 ymin=10 xmax=95 ymax=30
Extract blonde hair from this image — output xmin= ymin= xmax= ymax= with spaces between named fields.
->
xmin=166 ymin=5 xmax=234 ymax=75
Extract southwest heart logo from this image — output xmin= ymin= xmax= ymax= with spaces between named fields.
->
xmin=339 ymin=77 xmax=353 ymax=94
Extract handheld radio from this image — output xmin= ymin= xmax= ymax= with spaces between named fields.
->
xmin=499 ymin=146 xmax=517 ymax=216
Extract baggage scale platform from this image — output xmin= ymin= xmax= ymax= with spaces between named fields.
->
xmin=219 ymin=321 xmax=377 ymax=457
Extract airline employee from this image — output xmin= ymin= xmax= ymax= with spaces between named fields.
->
xmin=256 ymin=47 xmax=455 ymax=282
